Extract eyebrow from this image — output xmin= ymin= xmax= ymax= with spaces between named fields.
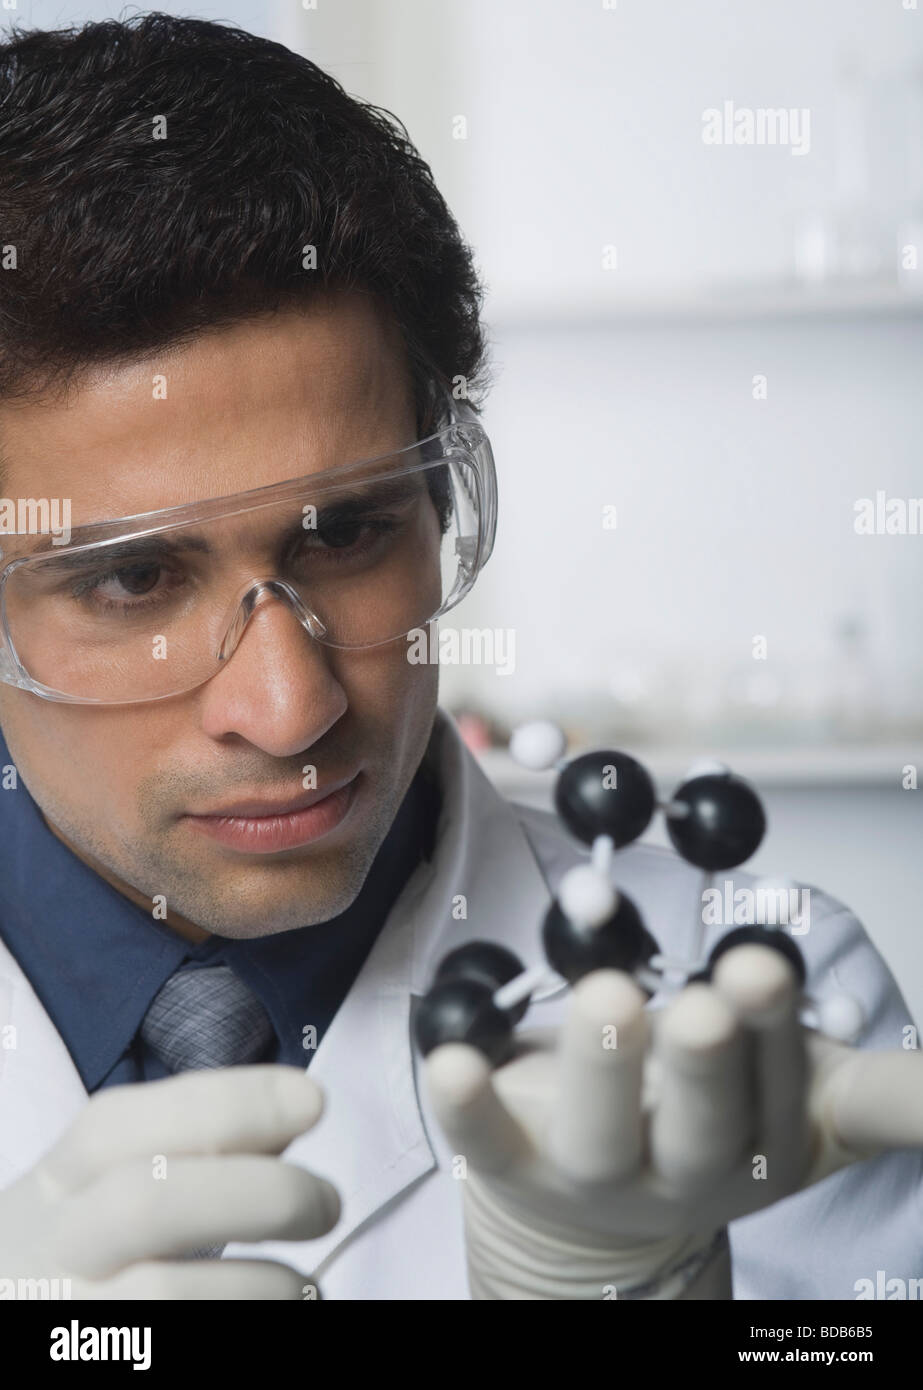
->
xmin=21 ymin=476 xmax=426 ymax=576
xmin=26 ymin=533 xmax=211 ymax=577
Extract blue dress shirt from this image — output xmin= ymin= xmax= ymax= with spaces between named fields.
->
xmin=0 ymin=724 xmax=439 ymax=1092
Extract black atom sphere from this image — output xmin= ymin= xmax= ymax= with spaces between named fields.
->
xmin=434 ymin=940 xmax=529 ymax=1023
xmin=705 ymin=924 xmax=806 ymax=988
xmin=666 ymin=772 xmax=766 ymax=870
xmin=413 ymin=978 xmax=515 ymax=1065
xmin=542 ymin=889 xmax=658 ymax=986
xmin=554 ymin=750 xmax=656 ymax=848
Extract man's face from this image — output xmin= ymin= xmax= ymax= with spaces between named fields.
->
xmin=0 ymin=293 xmax=439 ymax=940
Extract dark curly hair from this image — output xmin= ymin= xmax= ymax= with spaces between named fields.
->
xmin=0 ymin=12 xmax=489 ymax=442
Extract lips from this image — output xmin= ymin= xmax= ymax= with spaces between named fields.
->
xmin=187 ymin=773 xmax=358 ymax=820
xmin=182 ymin=772 xmax=361 ymax=853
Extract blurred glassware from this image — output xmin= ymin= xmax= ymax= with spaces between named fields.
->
xmin=897 ymin=64 xmax=923 ymax=295
xmin=828 ymin=614 xmax=876 ymax=740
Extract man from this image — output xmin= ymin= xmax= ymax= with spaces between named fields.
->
xmin=0 ymin=14 xmax=920 ymax=1302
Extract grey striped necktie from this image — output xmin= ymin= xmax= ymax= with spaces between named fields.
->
xmin=140 ymin=962 xmax=276 ymax=1259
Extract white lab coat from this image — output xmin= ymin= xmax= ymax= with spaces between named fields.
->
xmin=1 ymin=706 xmax=920 ymax=1299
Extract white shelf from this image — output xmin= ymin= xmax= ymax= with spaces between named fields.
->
xmin=475 ymin=742 xmax=923 ymax=796
xmin=486 ymin=281 xmax=923 ymax=329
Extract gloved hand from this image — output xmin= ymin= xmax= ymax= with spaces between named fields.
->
xmin=423 ymin=942 xmax=923 ymax=1300
xmin=0 ymin=1064 xmax=339 ymax=1299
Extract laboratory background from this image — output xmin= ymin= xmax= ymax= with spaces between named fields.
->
xmin=6 ymin=0 xmax=923 ymax=1023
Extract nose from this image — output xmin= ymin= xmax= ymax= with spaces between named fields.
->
xmin=217 ymin=580 xmax=328 ymax=661
xmin=198 ymin=579 xmax=348 ymax=755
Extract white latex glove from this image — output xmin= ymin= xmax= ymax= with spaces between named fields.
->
xmin=0 ymin=1065 xmax=339 ymax=1299
xmin=423 ymin=943 xmax=923 ymax=1300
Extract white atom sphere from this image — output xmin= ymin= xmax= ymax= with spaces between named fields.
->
xmin=817 ymin=993 xmax=865 ymax=1043
xmin=509 ymin=720 xmax=567 ymax=770
xmin=558 ymin=864 xmax=616 ymax=928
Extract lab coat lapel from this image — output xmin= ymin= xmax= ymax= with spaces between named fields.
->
xmin=0 ymin=936 xmax=87 ymax=1187
xmin=248 ymin=708 xmax=558 ymax=1273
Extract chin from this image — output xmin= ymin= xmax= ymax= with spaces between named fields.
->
xmin=202 ymin=864 xmax=369 ymax=938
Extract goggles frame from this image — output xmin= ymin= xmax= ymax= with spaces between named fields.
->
xmin=0 ymin=392 xmax=497 ymax=705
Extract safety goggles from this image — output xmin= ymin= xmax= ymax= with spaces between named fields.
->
xmin=0 ymin=394 xmax=496 ymax=705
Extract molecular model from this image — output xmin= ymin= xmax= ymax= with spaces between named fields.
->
xmin=414 ymin=720 xmax=865 ymax=1066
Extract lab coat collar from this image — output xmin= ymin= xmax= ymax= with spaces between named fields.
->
xmin=228 ymin=706 xmax=558 ymax=1274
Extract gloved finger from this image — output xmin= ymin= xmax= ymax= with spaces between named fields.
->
xmin=813 ymin=1045 xmax=923 ymax=1160
xmin=423 ymin=1042 xmax=533 ymax=1176
xmin=83 ymin=1258 xmax=317 ymax=1301
xmin=712 ymin=943 xmax=809 ymax=1189
xmin=38 ymin=1065 xmax=324 ymax=1198
xmin=649 ymin=982 xmax=750 ymax=1193
xmin=57 ymin=1156 xmax=340 ymax=1278
xmin=546 ymin=969 xmax=648 ymax=1184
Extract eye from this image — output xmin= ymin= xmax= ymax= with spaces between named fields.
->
xmin=317 ymin=517 xmax=365 ymax=549
xmin=70 ymin=560 xmax=185 ymax=612
xmin=296 ymin=511 xmax=401 ymax=565
xmin=99 ymin=564 xmax=163 ymax=597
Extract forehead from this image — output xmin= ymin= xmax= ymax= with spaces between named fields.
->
xmin=0 ymin=294 xmax=416 ymax=529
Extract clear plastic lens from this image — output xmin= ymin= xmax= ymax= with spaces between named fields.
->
xmin=1 ymin=451 xmax=484 ymax=703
